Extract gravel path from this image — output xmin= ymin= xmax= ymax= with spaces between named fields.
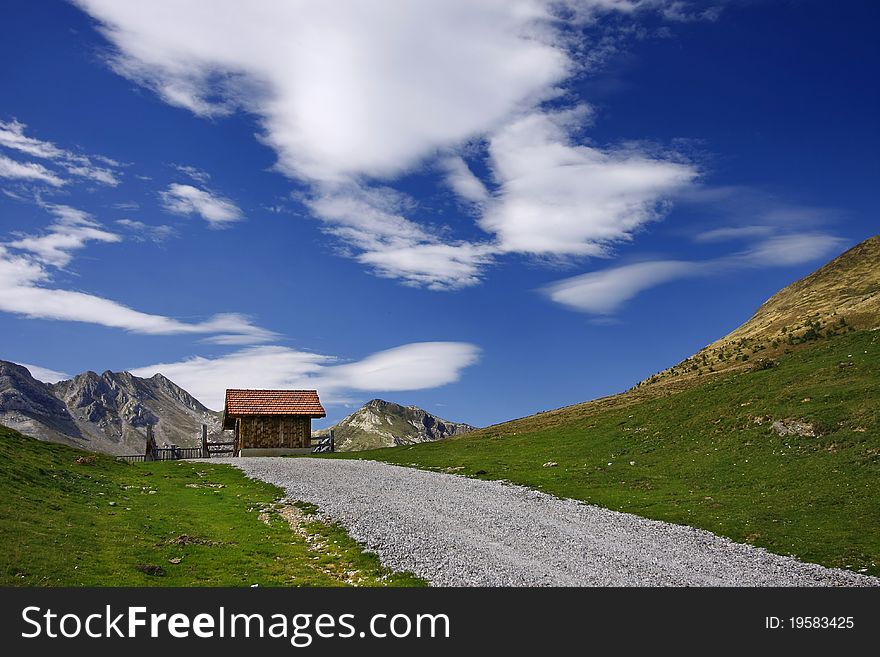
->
xmin=227 ymin=457 xmax=878 ymax=587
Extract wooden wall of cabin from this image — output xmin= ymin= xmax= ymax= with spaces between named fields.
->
xmin=237 ymin=415 xmax=311 ymax=449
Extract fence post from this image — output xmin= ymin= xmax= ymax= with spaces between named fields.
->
xmin=145 ymin=424 xmax=156 ymax=462
xmin=201 ymin=424 xmax=208 ymax=458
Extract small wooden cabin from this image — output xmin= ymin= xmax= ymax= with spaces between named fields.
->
xmin=222 ymin=389 xmax=326 ymax=456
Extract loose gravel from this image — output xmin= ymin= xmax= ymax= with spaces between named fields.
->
xmin=227 ymin=457 xmax=878 ymax=587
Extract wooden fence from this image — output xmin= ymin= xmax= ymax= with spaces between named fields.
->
xmin=117 ymin=425 xmax=334 ymax=463
xmin=312 ymin=434 xmax=334 ymax=453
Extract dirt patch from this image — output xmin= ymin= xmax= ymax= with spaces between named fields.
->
xmin=266 ymin=503 xmax=371 ymax=586
xmin=162 ymin=534 xmax=219 ymax=547
xmin=136 ymin=564 xmax=166 ymax=576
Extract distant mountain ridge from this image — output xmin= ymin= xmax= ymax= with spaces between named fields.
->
xmin=314 ymin=398 xmax=476 ymax=452
xmin=0 ymin=362 xmax=221 ymax=455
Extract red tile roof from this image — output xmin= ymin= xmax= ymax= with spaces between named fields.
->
xmin=223 ymin=389 xmax=325 ymax=428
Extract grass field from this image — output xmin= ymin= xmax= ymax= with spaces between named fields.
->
xmin=0 ymin=428 xmax=424 ymax=587
xmin=337 ymin=330 xmax=880 ymax=576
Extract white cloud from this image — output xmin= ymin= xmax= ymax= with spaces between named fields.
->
xmin=0 ymin=154 xmax=66 ymax=187
xmin=172 ymin=163 xmax=211 ymax=184
xmin=17 ymin=362 xmax=71 ymax=384
xmin=545 ymin=260 xmax=697 ymax=314
xmin=544 ymin=232 xmax=847 ymax=315
xmin=160 ymin=183 xmax=243 ymax=227
xmin=131 ymin=341 xmax=481 ymax=410
xmin=0 ymin=248 xmax=276 ymax=341
xmin=482 ymin=108 xmax=697 ymax=256
xmin=7 ymin=203 xmax=121 ymax=268
xmin=442 ymin=156 xmax=490 ymax=204
xmin=74 ymin=0 xmax=705 ymax=286
xmin=658 ymin=1 xmax=725 ymax=22
xmin=694 ymin=225 xmax=774 ymax=243
xmin=0 ymin=120 xmax=65 ymax=159
xmin=0 ymin=204 xmax=274 ymax=343
xmin=0 ymin=119 xmax=120 ymax=186
xmin=734 ymin=232 xmax=847 ymax=267
xmin=357 ymin=242 xmax=496 ymax=290
xmin=64 ymin=163 xmax=119 ymax=186
xmin=74 ymin=0 xmax=583 ymax=183
xmin=116 ymin=219 xmax=176 ymax=243
xmin=317 ymin=342 xmax=481 ymax=393
xmin=306 ymin=182 xmax=495 ymax=289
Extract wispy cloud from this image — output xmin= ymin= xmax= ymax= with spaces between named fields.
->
xmin=0 ymin=203 xmax=273 ymax=343
xmin=0 ymin=153 xmax=66 ymax=187
xmin=116 ymin=219 xmax=176 ymax=243
xmin=546 ymin=260 xmax=698 ymax=314
xmin=0 ymin=119 xmax=121 ymax=186
xmin=735 ymin=232 xmax=848 ymax=267
xmin=442 ymin=155 xmax=490 ymax=205
xmin=6 ymin=203 xmax=121 ymax=268
xmin=160 ymin=183 xmax=243 ymax=228
xmin=172 ymin=163 xmax=211 ymax=184
xmin=0 ymin=247 xmax=276 ymax=341
xmin=131 ymin=341 xmax=481 ymax=410
xmin=544 ymin=232 xmax=847 ymax=315
xmin=306 ymin=182 xmax=494 ymax=289
xmin=659 ymin=1 xmax=725 ymax=22
xmin=0 ymin=120 xmax=66 ymax=159
xmin=693 ymin=225 xmax=774 ymax=243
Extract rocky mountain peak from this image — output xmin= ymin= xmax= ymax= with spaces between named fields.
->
xmin=316 ymin=398 xmax=476 ymax=452
xmin=0 ymin=360 xmax=82 ymax=440
xmin=1 ymin=361 xmax=221 ymax=455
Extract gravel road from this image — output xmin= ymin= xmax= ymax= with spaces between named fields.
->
xmin=228 ymin=457 xmax=878 ymax=587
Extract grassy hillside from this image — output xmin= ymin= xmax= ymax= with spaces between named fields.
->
xmin=0 ymin=427 xmax=423 ymax=586
xmin=647 ymin=235 xmax=880 ymax=389
xmin=340 ymin=330 xmax=880 ymax=575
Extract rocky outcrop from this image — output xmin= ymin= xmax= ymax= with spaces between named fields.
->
xmin=53 ymin=371 xmax=159 ymax=429
xmin=0 ymin=361 xmax=82 ymax=444
xmin=0 ymin=360 xmax=221 ymax=455
xmin=771 ymin=419 xmax=817 ymax=438
xmin=315 ymin=398 xmax=476 ymax=452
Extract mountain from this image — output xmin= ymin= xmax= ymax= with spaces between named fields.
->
xmin=0 ymin=363 xmax=221 ymax=455
xmin=646 ymin=235 xmax=880 ymax=388
xmin=314 ymin=398 xmax=476 ymax=452
xmin=0 ymin=361 xmax=83 ymax=444
xmin=350 ymin=234 xmax=880 ymax=575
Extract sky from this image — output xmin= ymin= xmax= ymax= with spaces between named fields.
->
xmin=1 ymin=0 xmax=877 ymax=428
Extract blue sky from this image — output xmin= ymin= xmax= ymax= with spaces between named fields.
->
xmin=1 ymin=0 xmax=877 ymax=428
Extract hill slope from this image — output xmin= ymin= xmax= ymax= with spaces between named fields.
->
xmin=0 ymin=425 xmax=422 ymax=586
xmin=315 ymin=399 xmax=476 ymax=452
xmin=0 ymin=363 xmax=221 ymax=455
xmin=339 ymin=235 xmax=880 ymax=575
xmin=649 ymin=234 xmax=880 ymax=387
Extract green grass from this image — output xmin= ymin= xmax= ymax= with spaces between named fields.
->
xmin=0 ymin=429 xmax=424 ymax=587
xmin=334 ymin=330 xmax=880 ymax=576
